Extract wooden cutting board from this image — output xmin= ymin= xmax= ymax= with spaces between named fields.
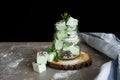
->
xmin=47 ymin=52 xmax=92 ymax=70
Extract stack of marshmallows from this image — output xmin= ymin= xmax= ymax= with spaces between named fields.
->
xmin=54 ymin=16 xmax=80 ymax=59
xmin=32 ymin=16 xmax=80 ymax=73
xmin=32 ymin=51 xmax=54 ymax=73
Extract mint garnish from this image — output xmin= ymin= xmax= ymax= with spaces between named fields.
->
xmin=46 ymin=44 xmax=55 ymax=54
xmin=61 ymin=12 xmax=70 ymax=23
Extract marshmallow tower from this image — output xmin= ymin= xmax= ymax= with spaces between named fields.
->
xmin=32 ymin=14 xmax=80 ymax=73
xmin=32 ymin=51 xmax=47 ymax=73
xmin=32 ymin=51 xmax=55 ymax=73
xmin=54 ymin=16 xmax=80 ymax=59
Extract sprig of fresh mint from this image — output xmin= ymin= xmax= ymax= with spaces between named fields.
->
xmin=61 ymin=12 xmax=70 ymax=23
xmin=46 ymin=44 xmax=55 ymax=54
xmin=54 ymin=52 xmax=59 ymax=62
xmin=54 ymin=50 xmax=62 ymax=62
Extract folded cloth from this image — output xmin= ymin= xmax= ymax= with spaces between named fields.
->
xmin=80 ymin=33 xmax=120 ymax=80
xmin=80 ymin=33 xmax=120 ymax=60
xmin=94 ymin=60 xmax=117 ymax=80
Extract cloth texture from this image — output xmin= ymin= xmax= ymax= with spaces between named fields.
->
xmin=80 ymin=33 xmax=120 ymax=80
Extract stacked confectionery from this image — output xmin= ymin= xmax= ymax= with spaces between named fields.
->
xmin=53 ymin=14 xmax=80 ymax=60
xmin=32 ymin=51 xmax=54 ymax=73
xmin=32 ymin=13 xmax=80 ymax=73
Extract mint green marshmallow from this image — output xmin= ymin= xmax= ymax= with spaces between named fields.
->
xmin=47 ymin=52 xmax=55 ymax=62
xmin=37 ymin=52 xmax=47 ymax=64
xmin=63 ymin=45 xmax=79 ymax=56
xmin=67 ymin=31 xmax=77 ymax=37
xmin=67 ymin=25 xmax=77 ymax=31
xmin=32 ymin=62 xmax=46 ymax=73
xmin=55 ymin=20 xmax=67 ymax=31
xmin=54 ymin=39 xmax=63 ymax=50
xmin=56 ymin=31 xmax=67 ymax=40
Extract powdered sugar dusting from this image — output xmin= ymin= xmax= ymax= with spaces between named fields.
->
xmin=23 ymin=78 xmax=34 ymax=80
xmin=61 ymin=59 xmax=80 ymax=65
xmin=8 ymin=58 xmax=24 ymax=68
xmin=51 ymin=70 xmax=77 ymax=80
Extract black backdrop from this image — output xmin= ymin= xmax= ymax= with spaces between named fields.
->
xmin=1 ymin=0 xmax=119 ymax=41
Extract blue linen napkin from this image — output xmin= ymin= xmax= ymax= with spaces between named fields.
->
xmin=80 ymin=33 xmax=120 ymax=80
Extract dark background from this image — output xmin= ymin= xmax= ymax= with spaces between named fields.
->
xmin=1 ymin=0 xmax=119 ymax=41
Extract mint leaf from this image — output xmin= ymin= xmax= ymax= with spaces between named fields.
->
xmin=61 ymin=12 xmax=71 ymax=22
xmin=53 ymin=50 xmax=62 ymax=62
xmin=46 ymin=44 xmax=55 ymax=54
xmin=51 ymin=44 xmax=55 ymax=50
xmin=54 ymin=53 xmax=59 ymax=62
xmin=46 ymin=48 xmax=53 ymax=53
xmin=58 ymin=50 xmax=62 ymax=57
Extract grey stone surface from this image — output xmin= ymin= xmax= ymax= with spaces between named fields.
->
xmin=0 ymin=42 xmax=110 ymax=80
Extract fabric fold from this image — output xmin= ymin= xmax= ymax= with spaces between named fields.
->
xmin=80 ymin=33 xmax=120 ymax=80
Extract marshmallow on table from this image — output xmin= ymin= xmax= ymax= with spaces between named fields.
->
xmin=37 ymin=51 xmax=47 ymax=64
xmin=32 ymin=62 xmax=46 ymax=73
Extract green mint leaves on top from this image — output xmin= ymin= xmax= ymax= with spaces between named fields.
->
xmin=46 ymin=44 xmax=55 ymax=54
xmin=61 ymin=12 xmax=70 ymax=23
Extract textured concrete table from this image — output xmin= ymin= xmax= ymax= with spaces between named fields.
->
xmin=0 ymin=42 xmax=110 ymax=80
